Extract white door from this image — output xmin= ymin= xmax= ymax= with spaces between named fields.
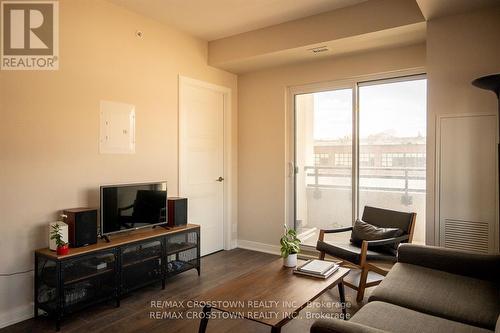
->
xmin=179 ymin=78 xmax=225 ymax=256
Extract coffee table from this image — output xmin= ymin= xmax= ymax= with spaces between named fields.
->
xmin=196 ymin=259 xmax=350 ymax=333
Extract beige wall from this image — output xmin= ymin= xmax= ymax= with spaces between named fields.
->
xmin=0 ymin=0 xmax=237 ymax=327
xmin=425 ymin=6 xmax=500 ymax=245
xmin=238 ymin=44 xmax=426 ymax=246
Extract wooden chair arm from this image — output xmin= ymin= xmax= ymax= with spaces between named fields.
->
xmin=318 ymin=226 xmax=353 ymax=242
xmin=321 ymin=226 xmax=353 ymax=234
xmin=360 ymin=240 xmax=369 ymax=266
xmin=359 ymin=236 xmax=408 ymax=267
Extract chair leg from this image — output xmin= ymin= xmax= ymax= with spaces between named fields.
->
xmin=319 ymin=251 xmax=325 ymax=260
xmin=356 ymin=265 xmax=369 ymax=303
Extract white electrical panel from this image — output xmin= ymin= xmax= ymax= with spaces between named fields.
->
xmin=99 ymin=100 xmax=136 ymax=154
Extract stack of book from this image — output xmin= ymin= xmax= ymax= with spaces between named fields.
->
xmin=293 ymin=259 xmax=339 ymax=279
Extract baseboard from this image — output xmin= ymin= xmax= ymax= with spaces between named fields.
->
xmin=0 ymin=303 xmax=33 ymax=329
xmin=237 ymin=239 xmax=281 ymax=255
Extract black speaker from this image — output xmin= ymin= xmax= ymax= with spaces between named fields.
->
xmin=168 ymin=197 xmax=187 ymax=227
xmin=63 ymin=208 xmax=98 ymax=248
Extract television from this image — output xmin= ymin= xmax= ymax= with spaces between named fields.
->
xmin=100 ymin=181 xmax=167 ymax=236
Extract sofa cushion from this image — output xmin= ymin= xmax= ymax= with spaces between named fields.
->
xmin=310 ymin=319 xmax=386 ymax=333
xmin=349 ymin=301 xmax=493 ymax=333
xmin=369 ymin=263 xmax=500 ymax=330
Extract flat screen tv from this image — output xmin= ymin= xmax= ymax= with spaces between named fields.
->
xmin=100 ymin=181 xmax=167 ymax=236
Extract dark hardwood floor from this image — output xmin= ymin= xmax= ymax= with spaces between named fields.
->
xmin=1 ymin=249 xmax=367 ymax=333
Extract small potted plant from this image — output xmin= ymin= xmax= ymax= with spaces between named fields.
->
xmin=50 ymin=224 xmax=69 ymax=255
xmin=280 ymin=224 xmax=301 ymax=267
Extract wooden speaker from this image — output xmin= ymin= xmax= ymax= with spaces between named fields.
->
xmin=167 ymin=197 xmax=187 ymax=227
xmin=63 ymin=208 xmax=98 ymax=248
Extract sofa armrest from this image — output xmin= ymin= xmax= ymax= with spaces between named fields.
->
xmin=397 ymin=244 xmax=500 ymax=281
xmin=310 ymin=319 xmax=386 ymax=333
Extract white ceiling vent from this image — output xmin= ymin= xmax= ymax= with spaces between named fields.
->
xmin=308 ymin=46 xmax=329 ymax=54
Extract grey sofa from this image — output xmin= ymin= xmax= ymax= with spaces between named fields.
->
xmin=311 ymin=244 xmax=500 ymax=333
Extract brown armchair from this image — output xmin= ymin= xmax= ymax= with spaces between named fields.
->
xmin=316 ymin=206 xmax=416 ymax=302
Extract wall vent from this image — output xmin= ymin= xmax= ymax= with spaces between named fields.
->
xmin=443 ymin=219 xmax=489 ymax=253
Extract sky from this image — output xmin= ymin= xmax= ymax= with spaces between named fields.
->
xmin=311 ymin=79 xmax=427 ymax=140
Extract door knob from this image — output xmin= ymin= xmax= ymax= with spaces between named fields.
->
xmin=216 ymin=176 xmax=224 ymax=182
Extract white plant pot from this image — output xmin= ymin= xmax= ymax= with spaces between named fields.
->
xmin=283 ymin=253 xmax=297 ymax=267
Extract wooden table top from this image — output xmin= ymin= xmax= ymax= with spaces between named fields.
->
xmin=36 ymin=224 xmax=199 ymax=260
xmin=196 ymin=259 xmax=350 ymax=327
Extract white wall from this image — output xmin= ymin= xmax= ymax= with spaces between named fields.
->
xmin=425 ymin=5 xmax=500 ymax=246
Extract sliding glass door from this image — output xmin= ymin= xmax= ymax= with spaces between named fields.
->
xmin=294 ymin=75 xmax=427 ymax=246
xmin=358 ymin=78 xmax=427 ymax=243
xmin=294 ymin=88 xmax=354 ymax=243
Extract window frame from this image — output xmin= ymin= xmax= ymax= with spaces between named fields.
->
xmin=286 ymin=70 xmax=426 ymax=234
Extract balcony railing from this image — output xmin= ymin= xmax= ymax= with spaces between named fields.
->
xmin=303 ymin=166 xmax=426 ymax=194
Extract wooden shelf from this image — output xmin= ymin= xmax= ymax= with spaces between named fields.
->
xmin=122 ymin=255 xmax=161 ymax=268
xmin=167 ymin=260 xmax=197 ymax=275
xmin=64 ymin=268 xmax=114 ymax=285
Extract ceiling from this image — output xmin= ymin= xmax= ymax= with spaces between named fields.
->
xmin=108 ymin=0 xmax=367 ymax=41
xmin=416 ymin=0 xmax=500 ymax=20
xmin=219 ymin=22 xmax=426 ymax=73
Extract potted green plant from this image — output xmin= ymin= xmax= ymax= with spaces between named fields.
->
xmin=280 ymin=224 xmax=301 ymax=267
xmin=50 ymin=223 xmax=69 ymax=255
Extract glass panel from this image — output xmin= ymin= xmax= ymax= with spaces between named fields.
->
xmin=122 ymin=240 xmax=162 ymax=265
xmin=121 ymin=240 xmax=163 ymax=292
xmin=166 ymin=231 xmax=198 ymax=254
xmin=359 ymin=78 xmax=427 ymax=243
xmin=166 ymin=231 xmax=199 ymax=275
xmin=295 ymin=89 xmax=353 ymax=246
xmin=62 ymin=252 xmax=116 ymax=311
xmin=37 ymin=257 xmax=58 ymax=313
xmin=63 ymin=252 xmax=115 ymax=284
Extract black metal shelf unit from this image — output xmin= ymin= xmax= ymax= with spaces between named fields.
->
xmin=35 ymin=226 xmax=200 ymax=331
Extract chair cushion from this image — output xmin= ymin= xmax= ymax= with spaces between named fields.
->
xmin=351 ymin=219 xmax=404 ymax=252
xmin=316 ymin=240 xmax=396 ymax=265
xmin=351 ymin=301 xmax=493 ymax=333
xmin=369 ymin=263 xmax=500 ymax=330
xmin=362 ymin=206 xmax=413 ymax=234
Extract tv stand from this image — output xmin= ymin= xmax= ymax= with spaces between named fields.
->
xmin=100 ymin=234 xmax=110 ymax=243
xmin=35 ymin=224 xmax=200 ymax=331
